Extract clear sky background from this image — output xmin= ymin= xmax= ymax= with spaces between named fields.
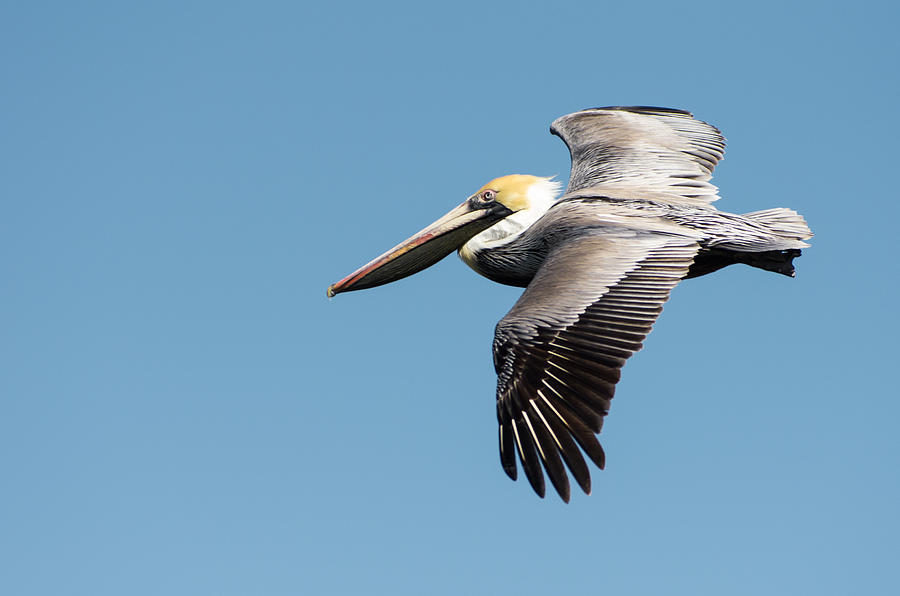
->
xmin=3 ymin=1 xmax=898 ymax=594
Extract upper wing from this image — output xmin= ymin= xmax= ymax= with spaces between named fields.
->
xmin=550 ymin=106 xmax=726 ymax=204
xmin=493 ymin=229 xmax=700 ymax=501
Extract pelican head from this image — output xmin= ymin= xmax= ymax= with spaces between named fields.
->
xmin=327 ymin=175 xmax=558 ymax=297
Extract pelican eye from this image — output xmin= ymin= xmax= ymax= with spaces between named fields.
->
xmin=481 ymin=190 xmax=496 ymax=202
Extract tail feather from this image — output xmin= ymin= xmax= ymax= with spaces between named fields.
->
xmin=743 ymin=208 xmax=812 ymax=246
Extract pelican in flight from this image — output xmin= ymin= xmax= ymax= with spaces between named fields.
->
xmin=327 ymin=106 xmax=812 ymax=501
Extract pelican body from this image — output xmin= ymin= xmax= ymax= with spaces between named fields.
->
xmin=328 ymin=107 xmax=812 ymax=502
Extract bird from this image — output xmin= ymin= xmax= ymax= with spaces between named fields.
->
xmin=327 ymin=106 xmax=812 ymax=502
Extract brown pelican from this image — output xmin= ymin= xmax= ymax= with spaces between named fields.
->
xmin=327 ymin=106 xmax=812 ymax=502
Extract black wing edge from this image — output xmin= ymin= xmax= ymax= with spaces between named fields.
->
xmin=549 ymin=106 xmax=695 ymax=136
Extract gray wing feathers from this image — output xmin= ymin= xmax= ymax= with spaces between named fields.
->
xmin=550 ymin=106 xmax=726 ymax=204
xmin=493 ymin=232 xmax=700 ymax=501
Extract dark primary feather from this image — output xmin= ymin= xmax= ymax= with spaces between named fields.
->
xmin=493 ymin=231 xmax=699 ymax=501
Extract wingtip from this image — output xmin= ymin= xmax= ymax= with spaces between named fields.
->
xmin=592 ymin=105 xmax=693 ymax=117
xmin=580 ymin=474 xmax=592 ymax=496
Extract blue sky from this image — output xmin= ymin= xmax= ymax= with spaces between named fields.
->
xmin=2 ymin=1 xmax=899 ymax=594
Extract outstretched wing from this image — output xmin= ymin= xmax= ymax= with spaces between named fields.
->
xmin=550 ymin=106 xmax=726 ymax=204
xmin=493 ymin=230 xmax=700 ymax=501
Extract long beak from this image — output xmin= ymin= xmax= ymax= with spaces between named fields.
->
xmin=327 ymin=200 xmax=511 ymax=297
